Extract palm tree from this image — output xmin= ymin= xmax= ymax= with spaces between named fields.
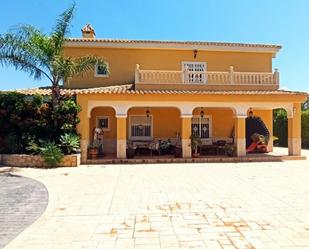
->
xmin=0 ymin=4 xmax=106 ymax=108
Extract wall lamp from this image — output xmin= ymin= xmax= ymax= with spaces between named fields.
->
xmin=193 ymin=49 xmax=198 ymax=59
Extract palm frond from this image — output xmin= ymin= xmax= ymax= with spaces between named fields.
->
xmin=51 ymin=3 xmax=75 ymax=55
xmin=51 ymin=55 xmax=76 ymax=83
xmin=74 ymin=55 xmax=107 ymax=75
xmin=0 ymin=53 xmax=52 ymax=81
xmin=50 ymin=55 xmax=106 ymax=84
xmin=0 ymin=26 xmax=53 ymax=82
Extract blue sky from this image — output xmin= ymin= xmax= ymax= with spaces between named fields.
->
xmin=0 ymin=0 xmax=308 ymax=91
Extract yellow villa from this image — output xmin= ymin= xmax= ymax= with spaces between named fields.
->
xmin=29 ymin=24 xmax=309 ymax=163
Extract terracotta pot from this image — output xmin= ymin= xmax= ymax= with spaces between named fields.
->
xmin=88 ymin=148 xmax=98 ymax=159
xmin=174 ymin=147 xmax=182 ymax=158
xmin=192 ymin=152 xmax=200 ymax=158
xmin=126 ymin=148 xmax=135 ymax=159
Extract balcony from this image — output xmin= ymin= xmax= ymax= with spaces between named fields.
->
xmin=134 ymin=65 xmax=279 ymax=91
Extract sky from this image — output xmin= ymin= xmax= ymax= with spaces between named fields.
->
xmin=0 ymin=0 xmax=308 ymax=92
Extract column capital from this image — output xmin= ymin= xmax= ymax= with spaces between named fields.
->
xmin=233 ymin=114 xmax=247 ymax=119
xmin=179 ymin=105 xmax=194 ymax=117
xmin=234 ymin=105 xmax=249 ymax=118
xmin=115 ymin=114 xmax=127 ymax=118
xmin=181 ymin=114 xmax=193 ymax=118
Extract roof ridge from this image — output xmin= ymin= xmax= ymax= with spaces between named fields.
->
xmin=65 ymin=38 xmax=282 ymax=49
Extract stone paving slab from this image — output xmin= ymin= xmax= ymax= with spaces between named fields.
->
xmin=2 ymin=149 xmax=309 ymax=249
xmin=0 ymin=172 xmax=48 ymax=249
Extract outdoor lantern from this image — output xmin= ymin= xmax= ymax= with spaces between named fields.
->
xmin=200 ymin=108 xmax=204 ymax=118
xmin=249 ymin=109 xmax=254 ymax=117
xmin=193 ymin=49 xmax=198 ymax=58
xmin=146 ymin=108 xmax=150 ymax=118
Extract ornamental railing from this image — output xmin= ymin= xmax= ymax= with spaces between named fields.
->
xmin=135 ymin=65 xmax=279 ymax=85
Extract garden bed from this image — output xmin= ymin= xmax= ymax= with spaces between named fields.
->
xmin=0 ymin=154 xmax=80 ymax=168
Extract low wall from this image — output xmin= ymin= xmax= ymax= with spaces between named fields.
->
xmin=0 ymin=154 xmax=80 ymax=168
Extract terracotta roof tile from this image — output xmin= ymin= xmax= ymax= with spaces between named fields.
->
xmin=65 ymin=38 xmax=281 ymax=49
xmin=3 ymin=84 xmax=306 ymax=96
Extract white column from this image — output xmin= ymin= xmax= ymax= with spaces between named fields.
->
xmin=288 ymin=104 xmax=302 ymax=156
xmin=234 ymin=106 xmax=248 ymax=157
xmin=181 ymin=115 xmax=192 ymax=158
xmin=116 ymin=114 xmax=127 ymax=159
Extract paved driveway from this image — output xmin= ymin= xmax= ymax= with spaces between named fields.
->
xmin=3 ymin=150 xmax=309 ymax=249
xmin=0 ymin=172 xmax=48 ymax=249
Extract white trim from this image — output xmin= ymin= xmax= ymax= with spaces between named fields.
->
xmin=96 ymin=116 xmax=110 ymax=131
xmin=65 ymin=41 xmax=280 ymax=57
xmin=128 ymin=115 xmax=153 ymax=141
xmin=192 ymin=115 xmax=212 ymax=138
xmin=94 ymin=62 xmax=109 ymax=78
xmin=87 ymin=100 xmax=294 ymax=119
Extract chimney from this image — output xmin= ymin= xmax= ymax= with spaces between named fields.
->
xmin=81 ymin=24 xmax=95 ymax=39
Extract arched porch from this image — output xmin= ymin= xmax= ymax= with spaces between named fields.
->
xmin=77 ymin=98 xmax=302 ymax=162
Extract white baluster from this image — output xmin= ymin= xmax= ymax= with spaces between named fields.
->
xmin=229 ymin=66 xmax=234 ymax=84
xmin=274 ymin=68 xmax=279 ymax=85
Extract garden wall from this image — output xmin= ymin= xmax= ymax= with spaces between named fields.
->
xmin=0 ymin=154 xmax=80 ymax=167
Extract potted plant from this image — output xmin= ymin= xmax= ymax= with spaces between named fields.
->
xmin=225 ymin=144 xmax=236 ymax=157
xmin=88 ymin=140 xmax=100 ymax=159
xmin=126 ymin=142 xmax=135 ymax=159
xmin=174 ymin=146 xmax=182 ymax=158
xmin=190 ymin=134 xmax=201 ymax=158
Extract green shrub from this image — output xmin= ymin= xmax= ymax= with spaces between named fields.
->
xmin=3 ymin=132 xmax=20 ymax=154
xmin=40 ymin=142 xmax=64 ymax=167
xmin=0 ymin=93 xmax=81 ymax=155
xmin=59 ymin=133 xmax=80 ymax=154
xmin=26 ymin=140 xmax=42 ymax=155
xmin=302 ymin=110 xmax=309 ymax=149
xmin=273 ymin=109 xmax=288 ymax=147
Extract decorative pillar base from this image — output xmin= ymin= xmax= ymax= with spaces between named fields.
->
xmin=116 ymin=117 xmax=127 ymax=159
xmin=236 ymin=138 xmax=246 ymax=157
xmin=288 ymin=138 xmax=301 ymax=156
xmin=80 ymin=139 xmax=89 ymax=163
xmin=117 ymin=139 xmax=127 ymax=159
xmin=182 ymin=139 xmax=191 ymax=158
xmin=268 ymin=136 xmax=274 ymax=152
xmin=234 ymin=116 xmax=247 ymax=157
xmin=181 ymin=116 xmax=192 ymax=158
xmin=288 ymin=103 xmax=302 ymax=157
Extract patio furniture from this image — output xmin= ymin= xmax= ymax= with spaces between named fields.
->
xmin=213 ymin=140 xmax=227 ymax=155
xmin=200 ymin=139 xmax=217 ymax=155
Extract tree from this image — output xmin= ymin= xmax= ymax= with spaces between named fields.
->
xmin=0 ymin=3 xmax=106 ymax=108
xmin=273 ymin=108 xmax=288 ymax=147
xmin=302 ymin=98 xmax=309 ymax=111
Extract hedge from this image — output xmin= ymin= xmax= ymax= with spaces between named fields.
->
xmin=273 ymin=108 xmax=309 ymax=149
xmin=0 ymin=92 xmax=80 ymax=154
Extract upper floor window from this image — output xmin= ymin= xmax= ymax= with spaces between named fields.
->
xmin=182 ymin=62 xmax=207 ymax=84
xmin=95 ymin=63 xmax=109 ymax=78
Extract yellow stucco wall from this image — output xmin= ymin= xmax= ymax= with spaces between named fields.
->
xmin=89 ymin=107 xmax=117 ymax=153
xmin=127 ymin=107 xmax=181 ymax=139
xmin=192 ymin=108 xmax=235 ymax=138
xmin=251 ymin=109 xmax=273 ymax=136
xmin=64 ymin=47 xmax=273 ymax=88
xmin=89 ymin=107 xmax=181 ymax=140
xmin=90 ymin=107 xmax=116 ymax=140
